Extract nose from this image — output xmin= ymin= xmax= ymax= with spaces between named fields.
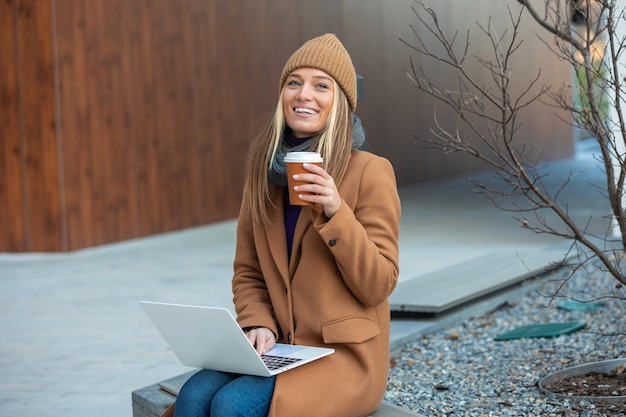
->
xmin=296 ymin=83 xmax=314 ymax=101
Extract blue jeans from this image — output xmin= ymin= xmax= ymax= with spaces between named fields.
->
xmin=173 ymin=369 xmax=276 ymax=417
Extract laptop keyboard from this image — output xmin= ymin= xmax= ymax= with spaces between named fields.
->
xmin=261 ymin=354 xmax=302 ymax=370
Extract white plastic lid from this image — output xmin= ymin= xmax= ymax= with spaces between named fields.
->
xmin=283 ymin=152 xmax=323 ymax=163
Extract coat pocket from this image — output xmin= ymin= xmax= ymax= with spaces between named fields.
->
xmin=321 ymin=316 xmax=381 ymax=344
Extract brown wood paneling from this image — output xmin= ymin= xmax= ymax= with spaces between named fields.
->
xmin=0 ymin=0 xmax=575 ymax=252
xmin=0 ymin=0 xmax=27 ymax=252
xmin=126 ymin=0 xmax=162 ymax=238
xmin=151 ymin=1 xmax=203 ymax=234
xmin=128 ymin=0 xmax=203 ymax=237
xmin=295 ymin=0 xmax=343 ymax=42
xmin=185 ymin=0 xmax=213 ymax=225
xmin=58 ymin=0 xmax=206 ymax=246
xmin=55 ymin=0 xmax=98 ymax=249
xmin=16 ymin=0 xmax=63 ymax=251
xmin=57 ymin=0 xmax=140 ymax=248
xmin=377 ymin=0 xmax=429 ymax=183
xmin=199 ymin=0 xmax=253 ymax=220
xmin=342 ymin=0 xmax=385 ymax=151
xmin=85 ymin=0 xmax=138 ymax=245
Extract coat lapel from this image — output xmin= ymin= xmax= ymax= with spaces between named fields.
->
xmin=288 ymin=208 xmax=315 ymax=275
xmin=265 ymin=188 xmax=290 ymax=283
xmin=264 ymin=188 xmax=316 ymax=281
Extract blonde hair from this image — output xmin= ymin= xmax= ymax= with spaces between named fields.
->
xmin=243 ymin=79 xmax=353 ymax=225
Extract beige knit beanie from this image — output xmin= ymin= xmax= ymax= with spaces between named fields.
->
xmin=279 ymin=33 xmax=357 ymax=112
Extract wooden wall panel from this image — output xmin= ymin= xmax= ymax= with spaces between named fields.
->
xmin=126 ymin=0 xmax=163 ymax=238
xmin=84 ymin=0 xmax=138 ymax=245
xmin=55 ymin=0 xmax=139 ymax=249
xmin=295 ymin=0 xmax=343 ymax=41
xmin=0 ymin=0 xmax=26 ymax=252
xmin=1 ymin=0 xmax=574 ymax=252
xmin=198 ymin=0 xmax=256 ymax=220
xmin=186 ymin=0 xmax=216 ymax=224
xmin=53 ymin=1 xmax=92 ymax=250
xmin=378 ymin=0 xmax=430 ymax=182
xmin=149 ymin=1 xmax=203 ymax=234
xmin=15 ymin=0 xmax=63 ymax=251
xmin=342 ymin=0 xmax=384 ymax=155
xmin=127 ymin=0 xmax=203 ymax=237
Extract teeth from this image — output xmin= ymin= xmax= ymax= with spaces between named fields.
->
xmin=295 ymin=107 xmax=317 ymax=115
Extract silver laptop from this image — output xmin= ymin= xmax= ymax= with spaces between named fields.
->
xmin=140 ymin=301 xmax=334 ymax=377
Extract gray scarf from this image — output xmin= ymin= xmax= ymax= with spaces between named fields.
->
xmin=268 ymin=115 xmax=366 ymax=186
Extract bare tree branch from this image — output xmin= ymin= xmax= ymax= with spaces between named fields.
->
xmin=402 ymin=0 xmax=626 ymax=288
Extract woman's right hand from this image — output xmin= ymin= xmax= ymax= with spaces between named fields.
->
xmin=245 ymin=327 xmax=276 ymax=355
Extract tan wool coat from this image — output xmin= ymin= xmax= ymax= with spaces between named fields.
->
xmin=232 ymin=150 xmax=401 ymax=417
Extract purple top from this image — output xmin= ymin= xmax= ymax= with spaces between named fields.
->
xmin=284 ymin=136 xmax=310 ymax=260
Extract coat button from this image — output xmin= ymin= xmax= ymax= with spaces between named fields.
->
xmin=287 ymin=333 xmax=292 ymax=343
xmin=329 ymin=239 xmax=337 ymax=246
xmin=284 ymin=284 xmax=288 ymax=294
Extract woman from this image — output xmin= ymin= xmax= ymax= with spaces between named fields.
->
xmin=170 ymin=33 xmax=400 ymax=417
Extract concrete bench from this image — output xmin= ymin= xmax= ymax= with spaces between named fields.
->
xmin=390 ymin=243 xmax=572 ymax=317
xmin=132 ymin=371 xmax=425 ymax=417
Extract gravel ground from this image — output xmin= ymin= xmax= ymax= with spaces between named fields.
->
xmin=385 ymin=258 xmax=626 ymax=416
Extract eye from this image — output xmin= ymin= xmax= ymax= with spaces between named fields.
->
xmin=286 ymin=80 xmax=301 ymax=87
xmin=315 ymin=82 xmax=329 ymax=89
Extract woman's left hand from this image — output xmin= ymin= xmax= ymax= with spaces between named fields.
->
xmin=293 ymin=163 xmax=342 ymax=218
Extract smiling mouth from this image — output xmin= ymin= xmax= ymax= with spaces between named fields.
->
xmin=294 ymin=107 xmax=318 ymax=115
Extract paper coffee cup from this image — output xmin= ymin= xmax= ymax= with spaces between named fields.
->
xmin=284 ymin=152 xmax=323 ymax=206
